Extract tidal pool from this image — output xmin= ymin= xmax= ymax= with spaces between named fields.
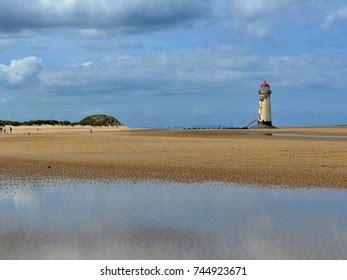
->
xmin=271 ymin=133 xmax=347 ymax=139
xmin=0 ymin=178 xmax=346 ymax=259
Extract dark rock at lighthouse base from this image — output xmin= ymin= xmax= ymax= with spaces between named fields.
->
xmin=251 ymin=122 xmax=278 ymax=129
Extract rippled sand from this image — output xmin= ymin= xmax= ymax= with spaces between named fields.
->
xmin=0 ymin=126 xmax=346 ymax=187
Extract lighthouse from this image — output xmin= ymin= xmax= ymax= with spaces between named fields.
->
xmin=257 ymin=81 xmax=275 ymax=128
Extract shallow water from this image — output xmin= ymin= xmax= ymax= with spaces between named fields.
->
xmin=0 ymin=178 xmax=346 ymax=259
xmin=272 ymin=133 xmax=347 ymax=139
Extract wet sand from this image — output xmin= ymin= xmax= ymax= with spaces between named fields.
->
xmin=2 ymin=179 xmax=346 ymax=259
xmin=0 ymin=125 xmax=346 ymax=187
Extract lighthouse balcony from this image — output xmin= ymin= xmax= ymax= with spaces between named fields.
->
xmin=259 ymin=90 xmax=271 ymax=94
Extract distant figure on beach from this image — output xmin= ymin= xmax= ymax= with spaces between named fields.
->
xmin=90 ymin=129 xmax=93 ymax=133
xmin=3 ymin=128 xmax=6 ymax=134
xmin=9 ymin=127 xmax=12 ymax=134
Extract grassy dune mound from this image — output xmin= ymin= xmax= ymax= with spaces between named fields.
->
xmin=79 ymin=114 xmax=123 ymax=126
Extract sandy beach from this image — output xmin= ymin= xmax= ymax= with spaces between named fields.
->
xmin=0 ymin=125 xmax=346 ymax=188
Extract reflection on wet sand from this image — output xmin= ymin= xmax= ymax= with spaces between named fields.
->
xmin=0 ymin=179 xmax=346 ymax=259
xmin=271 ymin=133 xmax=347 ymax=139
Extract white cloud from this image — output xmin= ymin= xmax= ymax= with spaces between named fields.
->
xmin=228 ymin=0 xmax=295 ymax=36
xmin=65 ymin=61 xmax=94 ymax=68
xmin=0 ymin=38 xmax=18 ymax=51
xmin=0 ymin=57 xmax=42 ymax=86
xmin=266 ymin=54 xmax=347 ymax=88
xmin=232 ymin=0 xmax=293 ymax=18
xmin=79 ymin=29 xmax=108 ymax=38
xmin=323 ymin=6 xmax=347 ymax=29
xmin=3 ymin=47 xmax=346 ymax=96
xmin=244 ymin=21 xmax=270 ymax=38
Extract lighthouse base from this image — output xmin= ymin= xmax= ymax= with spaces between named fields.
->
xmin=251 ymin=121 xmax=277 ymax=129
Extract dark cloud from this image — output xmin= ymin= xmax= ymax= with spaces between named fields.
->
xmin=40 ymin=46 xmax=258 ymax=95
xmin=0 ymin=0 xmax=215 ymax=34
xmin=36 ymin=44 xmax=347 ymax=99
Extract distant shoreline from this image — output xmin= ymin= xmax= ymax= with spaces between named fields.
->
xmin=0 ymin=114 xmax=124 ymax=128
xmin=0 ymin=124 xmax=130 ymax=135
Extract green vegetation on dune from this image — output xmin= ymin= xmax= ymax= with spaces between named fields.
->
xmin=0 ymin=120 xmax=77 ymax=126
xmin=79 ymin=115 xmax=123 ymax=126
xmin=0 ymin=114 xmax=123 ymax=127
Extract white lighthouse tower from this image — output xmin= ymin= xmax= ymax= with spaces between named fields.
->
xmin=257 ymin=81 xmax=275 ymax=128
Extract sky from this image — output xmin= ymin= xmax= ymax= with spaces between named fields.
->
xmin=0 ymin=0 xmax=347 ymax=127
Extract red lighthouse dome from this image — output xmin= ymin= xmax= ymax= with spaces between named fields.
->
xmin=259 ymin=80 xmax=271 ymax=94
xmin=261 ymin=80 xmax=270 ymax=88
